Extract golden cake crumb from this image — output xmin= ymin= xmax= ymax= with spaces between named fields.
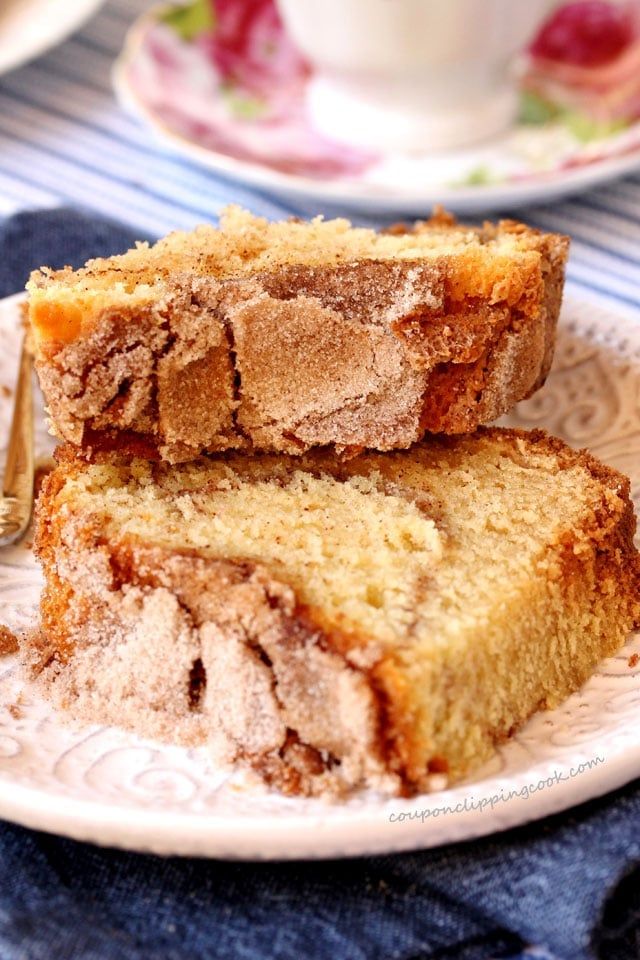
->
xmin=0 ymin=626 xmax=18 ymax=656
xmin=25 ymin=427 xmax=640 ymax=798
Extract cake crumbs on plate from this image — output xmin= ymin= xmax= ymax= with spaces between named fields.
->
xmin=0 ymin=625 xmax=18 ymax=656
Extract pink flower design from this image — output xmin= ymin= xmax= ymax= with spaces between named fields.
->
xmin=198 ymin=0 xmax=308 ymax=98
xmin=132 ymin=0 xmax=376 ymax=179
xmin=524 ymin=1 xmax=640 ymax=124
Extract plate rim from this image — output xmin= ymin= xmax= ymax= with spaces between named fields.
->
xmin=0 ymin=732 xmax=638 ymax=859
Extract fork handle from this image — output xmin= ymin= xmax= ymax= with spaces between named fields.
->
xmin=0 ymin=337 xmax=34 ymax=545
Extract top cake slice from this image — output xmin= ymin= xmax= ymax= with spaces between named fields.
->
xmin=28 ymin=207 xmax=569 ymax=462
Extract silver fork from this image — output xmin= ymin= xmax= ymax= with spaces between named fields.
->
xmin=0 ymin=337 xmax=34 ymax=547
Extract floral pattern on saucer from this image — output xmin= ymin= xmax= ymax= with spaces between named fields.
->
xmin=115 ymin=0 xmax=640 ymax=209
xmin=127 ymin=0 xmax=373 ymax=178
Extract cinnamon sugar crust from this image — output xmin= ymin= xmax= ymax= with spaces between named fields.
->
xmin=28 ymin=209 xmax=569 ymax=462
xmin=26 ymin=428 xmax=639 ymax=797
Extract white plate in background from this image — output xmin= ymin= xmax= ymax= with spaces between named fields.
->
xmin=0 ymin=0 xmax=105 ymax=76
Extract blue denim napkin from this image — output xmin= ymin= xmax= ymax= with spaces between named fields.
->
xmin=1 ymin=208 xmax=639 ymax=960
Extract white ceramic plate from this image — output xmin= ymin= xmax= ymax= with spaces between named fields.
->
xmin=0 ymin=0 xmax=105 ymax=76
xmin=112 ymin=4 xmax=640 ymax=215
xmin=0 ymin=291 xmax=639 ymax=859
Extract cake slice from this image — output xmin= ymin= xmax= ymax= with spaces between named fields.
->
xmin=27 ymin=208 xmax=568 ymax=462
xmin=26 ymin=428 xmax=639 ymax=797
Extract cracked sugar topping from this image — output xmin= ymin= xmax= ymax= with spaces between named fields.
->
xmin=26 ymin=206 xmax=552 ymax=344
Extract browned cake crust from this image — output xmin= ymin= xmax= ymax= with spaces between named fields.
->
xmin=28 ymin=211 xmax=569 ymax=462
xmin=26 ymin=429 xmax=639 ymax=798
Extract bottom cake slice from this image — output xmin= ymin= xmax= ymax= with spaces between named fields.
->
xmin=25 ymin=428 xmax=640 ymax=797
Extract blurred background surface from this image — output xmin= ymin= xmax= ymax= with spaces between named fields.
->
xmin=0 ymin=1 xmax=638 ymax=307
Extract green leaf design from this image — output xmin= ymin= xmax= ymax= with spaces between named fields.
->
xmin=457 ymin=165 xmax=500 ymax=187
xmin=562 ymin=111 xmax=629 ymax=143
xmin=161 ymin=0 xmax=215 ymax=41
xmin=447 ymin=165 xmax=504 ymax=188
xmin=221 ymin=85 xmax=266 ymax=120
xmin=519 ymin=90 xmax=560 ymax=125
xmin=520 ymin=90 xmax=631 ymax=142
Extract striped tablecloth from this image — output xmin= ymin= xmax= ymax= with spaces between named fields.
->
xmin=0 ymin=0 xmax=639 ymax=317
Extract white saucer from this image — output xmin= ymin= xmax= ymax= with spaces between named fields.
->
xmin=113 ymin=3 xmax=640 ymax=214
xmin=0 ymin=0 xmax=105 ymax=77
xmin=0 ymin=291 xmax=639 ymax=859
